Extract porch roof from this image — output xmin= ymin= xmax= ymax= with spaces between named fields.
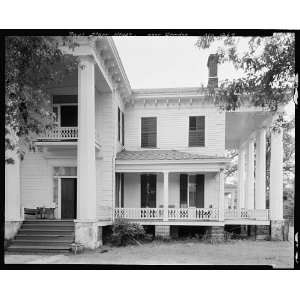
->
xmin=116 ymin=150 xmax=226 ymax=161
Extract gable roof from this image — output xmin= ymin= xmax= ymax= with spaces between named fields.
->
xmin=116 ymin=150 xmax=226 ymax=161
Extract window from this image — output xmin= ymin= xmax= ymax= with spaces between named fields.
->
xmin=189 ymin=116 xmax=205 ymax=147
xmin=122 ymin=112 xmax=125 ymax=146
xmin=118 ymin=107 xmax=121 ymax=142
xmin=141 ymin=117 xmax=157 ymax=148
xmin=180 ymin=174 xmax=204 ymax=208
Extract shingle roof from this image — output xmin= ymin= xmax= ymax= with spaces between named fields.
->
xmin=116 ymin=150 xmax=226 ymax=161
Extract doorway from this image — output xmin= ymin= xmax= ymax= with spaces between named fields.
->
xmin=61 ymin=178 xmax=77 ymax=219
xmin=141 ymin=174 xmax=156 ymax=208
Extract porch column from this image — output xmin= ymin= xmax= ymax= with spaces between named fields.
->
xmin=245 ymin=138 xmax=255 ymax=209
xmin=270 ymin=128 xmax=283 ymax=220
xmin=237 ymin=146 xmax=246 ymax=209
xmin=163 ymin=171 xmax=169 ymax=221
xmin=255 ymin=128 xmax=266 ymax=209
xmin=76 ymin=55 xmax=100 ymax=249
xmin=218 ymin=169 xmax=224 ymax=221
xmin=77 ymin=55 xmax=97 ymax=221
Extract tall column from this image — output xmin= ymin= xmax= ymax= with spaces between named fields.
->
xmin=255 ymin=128 xmax=266 ymax=209
xmin=163 ymin=171 xmax=169 ymax=221
xmin=75 ymin=56 xmax=99 ymax=249
xmin=237 ymin=146 xmax=246 ymax=209
xmin=245 ymin=139 xmax=255 ymax=209
xmin=77 ymin=55 xmax=96 ymax=220
xmin=270 ymin=128 xmax=283 ymax=220
xmin=218 ymin=169 xmax=224 ymax=221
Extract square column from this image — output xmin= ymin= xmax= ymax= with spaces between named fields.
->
xmin=163 ymin=171 xmax=169 ymax=221
xmin=255 ymin=128 xmax=266 ymax=209
xmin=270 ymin=128 xmax=283 ymax=220
xmin=218 ymin=170 xmax=224 ymax=221
xmin=245 ymin=139 xmax=255 ymax=209
xmin=237 ymin=146 xmax=246 ymax=209
xmin=77 ymin=55 xmax=97 ymax=221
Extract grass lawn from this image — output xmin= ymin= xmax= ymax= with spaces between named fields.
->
xmin=5 ymin=237 xmax=294 ymax=268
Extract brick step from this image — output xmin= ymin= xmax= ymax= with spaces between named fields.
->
xmin=22 ymin=224 xmax=74 ymax=230
xmin=15 ymin=234 xmax=74 ymax=241
xmin=12 ymin=240 xmax=73 ymax=246
xmin=7 ymin=245 xmax=71 ymax=253
xmin=18 ymin=229 xmax=74 ymax=235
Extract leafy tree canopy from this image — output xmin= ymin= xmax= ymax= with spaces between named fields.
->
xmin=196 ymin=33 xmax=296 ymax=112
xmin=5 ymin=36 xmax=78 ymax=163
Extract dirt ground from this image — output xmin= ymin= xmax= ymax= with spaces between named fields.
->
xmin=5 ymin=237 xmax=294 ymax=268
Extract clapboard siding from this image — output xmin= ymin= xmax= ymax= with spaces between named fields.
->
xmin=125 ymin=103 xmax=225 ymax=156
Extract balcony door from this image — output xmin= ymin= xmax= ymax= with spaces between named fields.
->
xmin=141 ymin=174 xmax=156 ymax=208
xmin=60 ymin=105 xmax=78 ymax=127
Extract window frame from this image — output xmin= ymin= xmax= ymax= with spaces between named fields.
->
xmin=141 ymin=117 xmax=157 ymax=148
xmin=188 ymin=116 xmax=205 ymax=147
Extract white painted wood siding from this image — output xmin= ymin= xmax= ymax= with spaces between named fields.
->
xmin=124 ymin=102 xmax=225 ymax=156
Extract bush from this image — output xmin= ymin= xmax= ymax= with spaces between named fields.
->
xmin=111 ymin=219 xmax=145 ymax=246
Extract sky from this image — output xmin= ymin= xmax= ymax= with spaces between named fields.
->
xmin=113 ymin=36 xmax=245 ymax=89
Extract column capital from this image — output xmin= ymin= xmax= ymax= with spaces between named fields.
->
xmin=78 ymin=55 xmax=95 ymax=67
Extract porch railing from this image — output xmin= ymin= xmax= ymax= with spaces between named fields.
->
xmin=114 ymin=208 xmax=164 ymax=220
xmin=114 ymin=208 xmax=219 ymax=221
xmin=224 ymin=209 xmax=269 ymax=220
xmin=39 ymin=126 xmax=78 ymax=140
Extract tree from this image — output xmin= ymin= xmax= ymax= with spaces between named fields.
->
xmin=196 ymin=33 xmax=296 ymax=111
xmin=5 ymin=36 xmax=78 ymax=163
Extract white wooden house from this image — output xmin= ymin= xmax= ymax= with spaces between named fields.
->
xmin=5 ymin=36 xmax=285 ymax=250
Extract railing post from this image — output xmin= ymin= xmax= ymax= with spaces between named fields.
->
xmin=163 ymin=171 xmax=169 ymax=221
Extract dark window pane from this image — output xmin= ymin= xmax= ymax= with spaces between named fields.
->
xmin=60 ymin=105 xmax=78 ymax=127
xmin=141 ymin=117 xmax=157 ymax=148
xmin=189 ymin=116 xmax=205 ymax=147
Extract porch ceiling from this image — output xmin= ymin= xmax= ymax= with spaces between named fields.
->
xmin=225 ymin=111 xmax=273 ymax=149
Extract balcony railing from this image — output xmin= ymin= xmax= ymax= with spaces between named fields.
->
xmin=39 ymin=126 xmax=78 ymax=140
xmin=224 ymin=209 xmax=269 ymax=220
xmin=114 ymin=208 xmax=270 ymax=222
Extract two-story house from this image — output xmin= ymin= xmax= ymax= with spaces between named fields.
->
xmin=5 ymin=36 xmax=285 ymax=251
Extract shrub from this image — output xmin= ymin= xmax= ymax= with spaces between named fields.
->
xmin=111 ymin=219 xmax=145 ymax=246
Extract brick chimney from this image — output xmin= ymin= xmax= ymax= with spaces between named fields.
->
xmin=207 ymin=54 xmax=218 ymax=88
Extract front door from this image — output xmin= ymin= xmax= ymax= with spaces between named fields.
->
xmin=61 ymin=178 xmax=77 ymax=219
xmin=141 ymin=174 xmax=156 ymax=208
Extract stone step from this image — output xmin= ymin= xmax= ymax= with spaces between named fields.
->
xmin=7 ymin=245 xmax=71 ymax=253
xmin=18 ymin=229 xmax=74 ymax=235
xmin=22 ymin=224 xmax=74 ymax=230
xmin=23 ymin=220 xmax=74 ymax=226
xmin=12 ymin=239 xmax=73 ymax=246
xmin=15 ymin=234 xmax=74 ymax=241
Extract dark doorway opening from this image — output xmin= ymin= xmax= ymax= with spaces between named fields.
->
xmin=61 ymin=178 xmax=77 ymax=219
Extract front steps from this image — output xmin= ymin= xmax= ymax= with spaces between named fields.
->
xmin=7 ymin=220 xmax=75 ymax=253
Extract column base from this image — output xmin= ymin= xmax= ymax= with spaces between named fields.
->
xmin=5 ymin=220 xmax=23 ymax=240
xmin=270 ymin=220 xmax=285 ymax=241
xmin=207 ymin=226 xmax=224 ymax=242
xmin=75 ymin=220 xmax=103 ymax=249
xmin=255 ymin=225 xmax=270 ymax=240
xmin=155 ymin=225 xmax=170 ymax=239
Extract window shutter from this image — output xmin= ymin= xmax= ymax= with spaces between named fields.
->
xmin=189 ymin=116 xmax=205 ymax=147
xmin=122 ymin=112 xmax=125 ymax=146
xmin=121 ymin=173 xmax=124 ymax=208
xmin=180 ymin=174 xmax=188 ymax=208
xmin=195 ymin=174 xmax=205 ymax=208
xmin=118 ymin=107 xmax=121 ymax=141
xmin=141 ymin=117 xmax=157 ymax=148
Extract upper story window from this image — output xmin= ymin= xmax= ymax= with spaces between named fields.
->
xmin=52 ymin=95 xmax=78 ymax=127
xmin=189 ymin=116 xmax=205 ymax=147
xmin=141 ymin=117 xmax=157 ymax=148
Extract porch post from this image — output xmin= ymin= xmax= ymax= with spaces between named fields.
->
xmin=270 ymin=127 xmax=283 ymax=220
xmin=245 ymin=138 xmax=255 ymax=209
xmin=163 ymin=171 xmax=169 ymax=221
xmin=255 ymin=128 xmax=266 ymax=209
xmin=218 ymin=169 xmax=224 ymax=221
xmin=76 ymin=55 xmax=99 ymax=249
xmin=237 ymin=146 xmax=246 ymax=209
